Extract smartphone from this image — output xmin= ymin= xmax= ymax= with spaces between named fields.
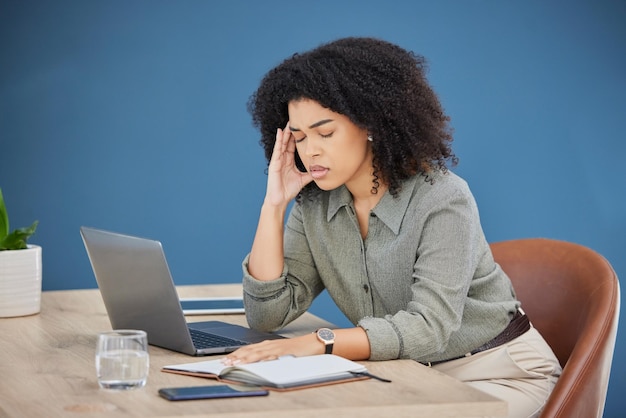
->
xmin=179 ymin=297 xmax=245 ymax=315
xmin=158 ymin=385 xmax=269 ymax=401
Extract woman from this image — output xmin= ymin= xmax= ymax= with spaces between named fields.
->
xmin=224 ymin=37 xmax=561 ymax=417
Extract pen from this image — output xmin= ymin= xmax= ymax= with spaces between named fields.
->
xmin=350 ymin=371 xmax=392 ymax=383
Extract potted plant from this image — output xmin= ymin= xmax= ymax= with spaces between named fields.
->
xmin=0 ymin=188 xmax=41 ymax=317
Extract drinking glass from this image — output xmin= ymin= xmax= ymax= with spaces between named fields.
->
xmin=96 ymin=330 xmax=149 ymax=390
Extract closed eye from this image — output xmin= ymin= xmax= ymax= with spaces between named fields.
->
xmin=320 ymin=132 xmax=333 ymax=138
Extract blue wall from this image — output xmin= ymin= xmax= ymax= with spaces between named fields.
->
xmin=1 ymin=1 xmax=624 ymax=415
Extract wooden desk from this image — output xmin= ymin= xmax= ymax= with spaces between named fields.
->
xmin=0 ymin=285 xmax=506 ymax=417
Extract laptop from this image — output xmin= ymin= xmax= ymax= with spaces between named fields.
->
xmin=80 ymin=226 xmax=284 ymax=356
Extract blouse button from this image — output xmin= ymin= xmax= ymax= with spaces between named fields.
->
xmin=363 ymin=284 xmax=370 ymax=293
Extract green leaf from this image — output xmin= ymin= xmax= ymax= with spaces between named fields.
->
xmin=0 ymin=188 xmax=9 ymax=239
xmin=0 ymin=221 xmax=38 ymax=250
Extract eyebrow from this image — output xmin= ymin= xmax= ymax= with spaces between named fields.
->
xmin=289 ymin=118 xmax=334 ymax=132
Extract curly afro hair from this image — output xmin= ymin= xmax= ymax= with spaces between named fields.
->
xmin=247 ymin=37 xmax=457 ymax=198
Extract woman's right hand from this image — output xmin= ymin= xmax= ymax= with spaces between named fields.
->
xmin=248 ymin=124 xmax=310 ymax=280
xmin=264 ymin=123 xmax=313 ymax=207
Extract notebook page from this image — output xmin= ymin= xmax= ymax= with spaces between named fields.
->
xmin=164 ymin=358 xmax=229 ymax=375
xmin=233 ymin=355 xmax=367 ymax=386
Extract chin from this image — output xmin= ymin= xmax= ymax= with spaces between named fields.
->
xmin=313 ymin=179 xmax=340 ymax=191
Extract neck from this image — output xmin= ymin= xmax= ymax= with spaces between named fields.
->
xmin=349 ymin=182 xmax=387 ymax=211
xmin=345 ymin=151 xmax=386 ymax=208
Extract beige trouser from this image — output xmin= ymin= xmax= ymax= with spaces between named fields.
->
xmin=433 ymin=327 xmax=562 ymax=418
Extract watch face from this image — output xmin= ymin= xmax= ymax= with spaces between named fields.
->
xmin=317 ymin=328 xmax=334 ymax=342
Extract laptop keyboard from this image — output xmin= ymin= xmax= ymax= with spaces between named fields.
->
xmin=189 ymin=328 xmax=249 ymax=349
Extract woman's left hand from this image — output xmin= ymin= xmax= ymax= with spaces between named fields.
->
xmin=221 ymin=333 xmax=322 ymax=366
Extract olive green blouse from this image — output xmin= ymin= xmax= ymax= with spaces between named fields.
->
xmin=242 ymin=170 xmax=519 ymax=363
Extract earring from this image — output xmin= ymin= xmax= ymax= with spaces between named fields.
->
xmin=367 ymin=135 xmax=374 ymax=142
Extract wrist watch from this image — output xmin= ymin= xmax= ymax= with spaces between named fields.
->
xmin=315 ymin=328 xmax=335 ymax=354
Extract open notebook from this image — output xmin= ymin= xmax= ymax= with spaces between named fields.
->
xmin=162 ymin=354 xmax=390 ymax=391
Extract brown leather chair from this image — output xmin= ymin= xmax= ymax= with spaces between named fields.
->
xmin=490 ymin=238 xmax=620 ymax=418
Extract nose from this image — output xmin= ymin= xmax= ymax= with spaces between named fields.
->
xmin=301 ymin=137 xmax=321 ymax=157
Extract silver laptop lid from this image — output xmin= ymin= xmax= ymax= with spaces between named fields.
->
xmin=80 ymin=226 xmax=197 ymax=355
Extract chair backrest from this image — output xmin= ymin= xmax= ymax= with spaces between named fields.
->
xmin=490 ymin=238 xmax=620 ymax=418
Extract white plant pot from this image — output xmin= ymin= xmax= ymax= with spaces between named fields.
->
xmin=0 ymin=245 xmax=42 ymax=317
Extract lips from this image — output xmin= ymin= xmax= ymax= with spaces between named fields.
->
xmin=309 ymin=165 xmax=329 ymax=179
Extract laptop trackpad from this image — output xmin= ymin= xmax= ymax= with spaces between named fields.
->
xmin=188 ymin=320 xmax=285 ymax=343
